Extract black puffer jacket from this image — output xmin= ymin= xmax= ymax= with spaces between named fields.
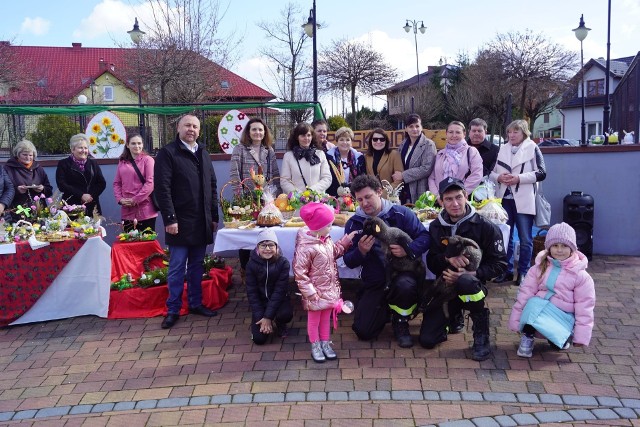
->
xmin=154 ymin=137 xmax=218 ymax=246
xmin=55 ymin=156 xmax=106 ymax=215
xmin=427 ymin=206 xmax=507 ymax=283
xmin=245 ymin=249 xmax=290 ymax=321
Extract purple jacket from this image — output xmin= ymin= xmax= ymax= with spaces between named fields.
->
xmin=113 ymin=154 xmax=158 ymax=221
xmin=509 ymin=250 xmax=595 ymax=345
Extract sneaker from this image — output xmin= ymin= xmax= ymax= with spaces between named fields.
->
xmin=320 ymin=341 xmax=337 ymax=360
xmin=517 ymin=334 xmax=534 ymax=358
xmin=548 ymin=339 xmax=571 ymax=350
xmin=311 ymin=341 xmax=326 ymax=363
xmin=392 ymin=314 xmax=413 ymax=348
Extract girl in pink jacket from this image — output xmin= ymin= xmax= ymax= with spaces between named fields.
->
xmin=294 ymin=202 xmax=356 ymax=363
xmin=509 ymin=222 xmax=595 ymax=358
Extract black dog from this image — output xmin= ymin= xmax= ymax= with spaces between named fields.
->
xmin=423 ymin=235 xmax=482 ymax=319
xmin=362 ymin=217 xmax=426 ymax=294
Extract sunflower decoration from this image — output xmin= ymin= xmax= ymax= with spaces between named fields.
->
xmin=88 ymin=113 xmax=126 ymax=157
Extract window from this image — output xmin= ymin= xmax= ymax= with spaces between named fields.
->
xmin=587 ymin=122 xmax=601 ymax=137
xmin=586 ymin=79 xmax=604 ymax=97
xmin=543 ymin=113 xmax=550 ymax=123
xmin=220 ymin=80 xmax=230 ymax=89
xmin=103 ymin=85 xmax=114 ymax=102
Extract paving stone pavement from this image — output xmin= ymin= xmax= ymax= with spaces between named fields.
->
xmin=0 ymin=255 xmax=638 ymax=426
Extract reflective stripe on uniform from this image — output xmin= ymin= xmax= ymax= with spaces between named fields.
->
xmin=458 ymin=289 xmax=486 ymax=303
xmin=389 ymin=303 xmax=417 ymax=316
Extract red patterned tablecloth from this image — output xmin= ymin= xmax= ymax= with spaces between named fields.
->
xmin=0 ymin=239 xmax=85 ymax=326
xmin=108 ymin=240 xmax=232 ymax=319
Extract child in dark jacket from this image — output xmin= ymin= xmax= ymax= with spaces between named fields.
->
xmin=245 ymin=229 xmax=293 ymax=345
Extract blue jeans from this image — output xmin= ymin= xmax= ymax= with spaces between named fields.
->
xmin=502 ymin=198 xmax=534 ymax=276
xmin=166 ymin=245 xmax=206 ymax=314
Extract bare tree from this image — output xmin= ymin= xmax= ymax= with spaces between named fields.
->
xmin=319 ymin=39 xmax=397 ymax=129
xmin=522 ymin=79 xmax=567 ymax=135
xmin=415 ymin=83 xmax=445 ymax=126
xmin=256 ymin=2 xmax=310 ymax=102
xmin=486 ymin=31 xmax=578 ymax=117
xmin=123 ymin=0 xmax=238 ymax=105
xmin=0 ymin=40 xmax=35 ymax=99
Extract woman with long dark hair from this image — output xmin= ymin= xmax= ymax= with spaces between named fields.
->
xmin=364 ymin=128 xmax=403 ymax=198
xmin=280 ymin=122 xmax=331 ymax=194
xmin=113 ymin=134 xmax=158 ymax=231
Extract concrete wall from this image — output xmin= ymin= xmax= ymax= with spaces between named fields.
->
xmin=21 ymin=145 xmax=640 ymax=255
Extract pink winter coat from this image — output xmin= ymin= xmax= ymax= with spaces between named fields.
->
xmin=293 ymin=227 xmax=352 ymax=311
xmin=113 ymin=154 xmax=158 ymax=221
xmin=509 ymin=250 xmax=596 ymax=345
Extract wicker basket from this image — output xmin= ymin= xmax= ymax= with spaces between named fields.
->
xmin=531 ymin=227 xmax=549 ymax=266
xmin=223 ymin=219 xmax=252 ymax=229
xmin=220 ymin=180 xmax=256 ymax=222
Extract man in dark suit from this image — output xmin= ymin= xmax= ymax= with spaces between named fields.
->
xmin=468 ymin=118 xmax=499 ymax=177
xmin=154 ymin=114 xmax=219 ymax=329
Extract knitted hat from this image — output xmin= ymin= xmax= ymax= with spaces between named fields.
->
xmin=300 ymin=202 xmax=334 ymax=231
xmin=257 ymin=228 xmax=278 ymax=246
xmin=544 ymin=222 xmax=577 ymax=252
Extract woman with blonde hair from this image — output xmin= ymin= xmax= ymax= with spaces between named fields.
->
xmin=55 ymin=133 xmax=106 ymax=216
xmin=490 ymin=119 xmax=546 ymax=285
xmin=325 ymin=126 xmax=365 ymax=197
xmin=4 ymin=139 xmax=53 ymax=221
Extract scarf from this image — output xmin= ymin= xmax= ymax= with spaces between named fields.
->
xmin=22 ymin=161 xmax=33 ymax=170
xmin=442 ymin=141 xmax=468 ymax=178
xmin=372 ymin=150 xmax=384 ymax=177
xmin=71 ymin=155 xmax=87 ymax=172
xmin=334 ymin=149 xmax=360 ymax=183
xmin=293 ymin=145 xmax=321 ymax=166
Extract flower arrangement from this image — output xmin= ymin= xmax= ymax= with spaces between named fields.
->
xmin=298 ymin=188 xmax=331 ymax=205
xmin=203 ymin=254 xmax=226 ymax=273
xmin=111 ymin=273 xmax=135 ymax=291
xmin=89 ymin=116 xmax=125 ymax=157
xmin=137 ymin=268 xmax=168 ymax=288
xmin=117 ymin=227 xmax=157 ymax=242
xmin=336 ymin=186 xmax=356 ymax=212
xmin=6 ymin=220 xmax=35 ymax=242
xmin=61 ymin=203 xmax=86 ymax=219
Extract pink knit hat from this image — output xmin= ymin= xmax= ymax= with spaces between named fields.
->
xmin=300 ymin=202 xmax=334 ymax=231
xmin=544 ymin=222 xmax=577 ymax=252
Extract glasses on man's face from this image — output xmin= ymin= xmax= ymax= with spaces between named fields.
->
xmin=258 ymin=243 xmax=276 ymax=250
xmin=371 ymin=137 xmax=386 ymax=142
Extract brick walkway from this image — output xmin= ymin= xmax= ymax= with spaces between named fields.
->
xmin=0 ymin=256 xmax=638 ymax=426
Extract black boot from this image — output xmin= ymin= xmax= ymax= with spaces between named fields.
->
xmin=448 ymin=309 xmax=465 ymax=334
xmin=470 ymin=308 xmax=491 ymax=361
xmin=392 ymin=313 xmax=413 ymax=348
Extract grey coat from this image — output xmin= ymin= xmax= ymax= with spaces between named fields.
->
xmin=398 ymin=134 xmax=437 ymax=203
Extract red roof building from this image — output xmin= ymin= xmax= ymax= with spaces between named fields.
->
xmin=0 ymin=42 xmax=275 ymax=104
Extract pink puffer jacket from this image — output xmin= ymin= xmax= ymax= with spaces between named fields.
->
xmin=293 ymin=227 xmax=352 ymax=311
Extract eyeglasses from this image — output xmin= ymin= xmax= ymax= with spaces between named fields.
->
xmin=371 ymin=137 xmax=386 ymax=142
xmin=258 ymin=243 xmax=276 ymax=249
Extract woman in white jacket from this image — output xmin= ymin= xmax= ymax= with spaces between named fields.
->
xmin=489 ymin=120 xmax=546 ymax=285
xmin=281 ymin=122 xmax=332 ymax=194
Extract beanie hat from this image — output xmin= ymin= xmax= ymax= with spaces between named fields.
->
xmin=300 ymin=202 xmax=334 ymax=231
xmin=544 ymin=222 xmax=577 ymax=252
xmin=257 ymin=228 xmax=278 ymax=246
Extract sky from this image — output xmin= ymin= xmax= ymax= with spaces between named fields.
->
xmin=3 ymin=0 xmax=639 ymax=113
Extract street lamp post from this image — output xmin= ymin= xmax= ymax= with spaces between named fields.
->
xmin=403 ymin=19 xmax=426 ymax=89
xmin=302 ymin=0 xmax=318 ymax=108
xmin=603 ymin=0 xmax=612 ymax=144
xmin=128 ymin=18 xmax=147 ymax=148
xmin=77 ymin=94 xmax=88 ymax=132
xmin=573 ymin=14 xmax=590 ymax=146
xmin=277 ymin=64 xmax=287 ymax=101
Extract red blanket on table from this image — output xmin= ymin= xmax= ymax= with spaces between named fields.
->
xmin=108 ymin=240 xmax=232 ymax=319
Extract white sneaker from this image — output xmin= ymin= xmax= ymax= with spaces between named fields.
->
xmin=311 ymin=341 xmax=326 ymax=363
xmin=517 ymin=334 xmax=534 ymax=358
xmin=320 ymin=341 xmax=337 ymax=360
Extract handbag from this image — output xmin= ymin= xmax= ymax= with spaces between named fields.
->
xmin=129 ymin=159 xmax=160 ymax=211
xmin=534 ymin=183 xmax=551 ymax=227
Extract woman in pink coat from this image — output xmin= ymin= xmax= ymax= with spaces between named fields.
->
xmin=113 ymin=134 xmax=158 ymax=231
xmin=293 ymin=202 xmax=356 ymax=363
xmin=508 ymin=222 xmax=595 ymax=358
xmin=427 ymin=121 xmax=483 ymax=198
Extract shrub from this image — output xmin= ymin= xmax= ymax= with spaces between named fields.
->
xmin=28 ymin=115 xmax=80 ymax=155
xmin=202 ymin=114 xmax=223 ymax=153
xmin=327 ymin=115 xmax=349 ymax=131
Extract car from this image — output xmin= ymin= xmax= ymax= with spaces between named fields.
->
xmin=538 ymin=138 xmax=579 ymax=147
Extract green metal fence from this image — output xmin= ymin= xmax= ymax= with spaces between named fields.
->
xmin=0 ymin=102 xmax=325 ymax=157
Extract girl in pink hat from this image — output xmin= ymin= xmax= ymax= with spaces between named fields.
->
xmin=509 ymin=222 xmax=595 ymax=358
xmin=293 ymin=202 xmax=357 ymax=363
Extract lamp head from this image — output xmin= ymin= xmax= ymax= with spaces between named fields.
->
xmin=573 ymin=14 xmax=591 ymax=42
xmin=302 ymin=9 xmax=314 ymax=38
xmin=419 ymin=21 xmax=426 ymax=34
xmin=403 ymin=20 xmax=411 ymax=33
xmin=77 ymin=94 xmax=88 ymax=104
xmin=128 ymin=17 xmax=146 ymax=44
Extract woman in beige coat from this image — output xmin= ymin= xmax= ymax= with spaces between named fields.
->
xmin=364 ymin=128 xmax=403 ymax=198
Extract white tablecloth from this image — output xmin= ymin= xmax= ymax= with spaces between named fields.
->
xmin=214 ymin=222 xmax=510 ymax=279
xmin=10 ymin=237 xmax=112 ymax=325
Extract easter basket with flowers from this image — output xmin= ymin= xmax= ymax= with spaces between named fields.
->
xmin=220 ymin=180 xmax=258 ymax=228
